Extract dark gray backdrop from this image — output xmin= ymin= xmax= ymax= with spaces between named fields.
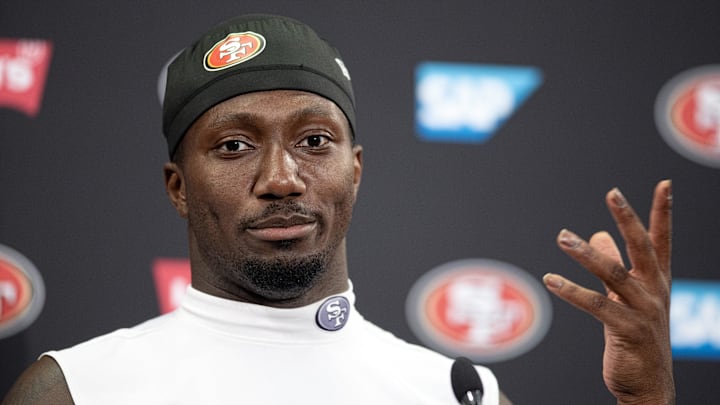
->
xmin=2 ymin=1 xmax=719 ymax=403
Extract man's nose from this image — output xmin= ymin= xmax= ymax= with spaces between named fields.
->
xmin=252 ymin=146 xmax=307 ymax=199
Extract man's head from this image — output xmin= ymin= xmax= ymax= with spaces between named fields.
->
xmin=161 ymin=15 xmax=362 ymax=307
xmin=162 ymin=14 xmax=357 ymax=160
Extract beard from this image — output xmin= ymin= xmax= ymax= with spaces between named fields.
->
xmin=221 ymin=250 xmax=331 ymax=301
xmin=191 ymin=200 xmax=349 ymax=301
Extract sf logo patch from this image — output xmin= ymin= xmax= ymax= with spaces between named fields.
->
xmin=316 ymin=296 xmax=350 ymax=331
xmin=204 ymin=32 xmax=266 ymax=71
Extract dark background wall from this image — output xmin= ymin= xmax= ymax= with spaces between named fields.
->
xmin=2 ymin=1 xmax=719 ymax=403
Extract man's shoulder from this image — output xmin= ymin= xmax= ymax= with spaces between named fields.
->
xmin=3 ymin=313 xmax=177 ymax=405
xmin=1 ymin=356 xmax=74 ymax=405
xmin=355 ymin=317 xmax=451 ymax=361
xmin=354 ymin=316 xmax=500 ymax=401
xmin=49 ymin=312 xmax=177 ymax=366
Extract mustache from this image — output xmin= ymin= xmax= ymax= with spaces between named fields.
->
xmin=241 ymin=201 xmax=318 ymax=228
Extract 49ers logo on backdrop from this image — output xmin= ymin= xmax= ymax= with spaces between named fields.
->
xmin=152 ymin=258 xmax=191 ymax=314
xmin=406 ymin=259 xmax=552 ymax=363
xmin=204 ymin=32 xmax=266 ymax=71
xmin=0 ymin=39 xmax=53 ymax=116
xmin=0 ymin=244 xmax=45 ymax=339
xmin=655 ymin=65 xmax=720 ymax=168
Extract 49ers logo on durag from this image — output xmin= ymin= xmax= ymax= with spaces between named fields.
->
xmin=204 ymin=32 xmax=266 ymax=71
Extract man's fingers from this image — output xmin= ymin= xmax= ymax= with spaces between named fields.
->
xmin=648 ymin=180 xmax=672 ymax=279
xmin=605 ymin=187 xmax=660 ymax=281
xmin=542 ymin=273 xmax=623 ymax=326
xmin=588 ymin=231 xmax=623 ymax=265
xmin=557 ymin=229 xmax=645 ymax=307
xmin=588 ymin=231 xmax=624 ymax=295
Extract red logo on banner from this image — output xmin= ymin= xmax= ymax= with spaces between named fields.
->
xmin=670 ymin=78 xmax=720 ymax=146
xmin=0 ymin=244 xmax=45 ymax=339
xmin=152 ymin=258 xmax=191 ymax=314
xmin=406 ymin=259 xmax=552 ymax=363
xmin=0 ymin=259 xmax=32 ymax=322
xmin=656 ymin=65 xmax=720 ymax=167
xmin=0 ymin=39 xmax=53 ymax=117
xmin=204 ymin=32 xmax=266 ymax=71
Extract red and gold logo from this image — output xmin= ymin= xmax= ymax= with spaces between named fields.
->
xmin=406 ymin=259 xmax=552 ymax=363
xmin=656 ymin=65 xmax=720 ymax=167
xmin=204 ymin=32 xmax=266 ymax=72
xmin=152 ymin=258 xmax=191 ymax=314
xmin=0 ymin=39 xmax=53 ymax=117
xmin=0 ymin=244 xmax=44 ymax=339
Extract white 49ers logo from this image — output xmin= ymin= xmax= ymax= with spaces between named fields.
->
xmin=204 ymin=32 xmax=266 ymax=72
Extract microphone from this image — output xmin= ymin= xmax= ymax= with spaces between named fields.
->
xmin=451 ymin=356 xmax=484 ymax=405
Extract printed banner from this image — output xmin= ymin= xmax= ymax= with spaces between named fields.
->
xmin=0 ymin=39 xmax=53 ymax=117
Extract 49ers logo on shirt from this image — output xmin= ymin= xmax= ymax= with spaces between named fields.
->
xmin=204 ymin=32 xmax=266 ymax=72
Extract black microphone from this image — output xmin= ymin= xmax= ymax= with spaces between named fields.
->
xmin=451 ymin=356 xmax=484 ymax=405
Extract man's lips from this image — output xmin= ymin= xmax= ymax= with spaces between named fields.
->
xmin=246 ymin=215 xmax=317 ymax=241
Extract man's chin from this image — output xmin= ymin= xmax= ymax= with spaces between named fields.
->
xmin=233 ymin=253 xmax=328 ymax=301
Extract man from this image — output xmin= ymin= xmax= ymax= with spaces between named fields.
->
xmin=2 ymin=14 xmax=674 ymax=404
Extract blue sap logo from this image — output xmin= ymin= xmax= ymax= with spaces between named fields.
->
xmin=671 ymin=280 xmax=720 ymax=360
xmin=415 ymin=62 xmax=542 ymax=143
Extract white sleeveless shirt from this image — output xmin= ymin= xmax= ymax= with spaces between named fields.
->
xmin=45 ymin=286 xmax=499 ymax=404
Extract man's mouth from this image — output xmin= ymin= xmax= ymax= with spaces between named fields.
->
xmin=246 ymin=215 xmax=317 ymax=242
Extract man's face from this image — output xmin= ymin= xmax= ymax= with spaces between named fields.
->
xmin=164 ymin=90 xmax=362 ymax=304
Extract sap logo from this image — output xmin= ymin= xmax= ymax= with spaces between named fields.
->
xmin=415 ymin=62 xmax=542 ymax=143
xmin=670 ymin=280 xmax=720 ymax=360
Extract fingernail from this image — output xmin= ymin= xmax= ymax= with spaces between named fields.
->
xmin=558 ymin=228 xmax=581 ymax=248
xmin=611 ymin=187 xmax=627 ymax=208
xmin=666 ymin=180 xmax=673 ymax=204
xmin=543 ymin=273 xmax=563 ymax=289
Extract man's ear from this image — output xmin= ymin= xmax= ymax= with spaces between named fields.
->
xmin=163 ymin=162 xmax=188 ymax=218
xmin=352 ymin=144 xmax=363 ymax=198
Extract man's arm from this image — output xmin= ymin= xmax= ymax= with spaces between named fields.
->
xmin=2 ymin=356 xmax=74 ymax=405
xmin=543 ymin=180 xmax=674 ymax=404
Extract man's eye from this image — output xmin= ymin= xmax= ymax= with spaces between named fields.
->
xmin=219 ymin=140 xmax=251 ymax=152
xmin=298 ymin=134 xmax=330 ymax=148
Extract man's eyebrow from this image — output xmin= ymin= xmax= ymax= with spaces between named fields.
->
xmin=292 ymin=104 xmax=338 ymax=122
xmin=208 ymin=112 xmax=259 ymax=130
xmin=206 ymin=104 xmax=343 ymax=131
xmin=294 ymin=104 xmax=353 ymax=135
